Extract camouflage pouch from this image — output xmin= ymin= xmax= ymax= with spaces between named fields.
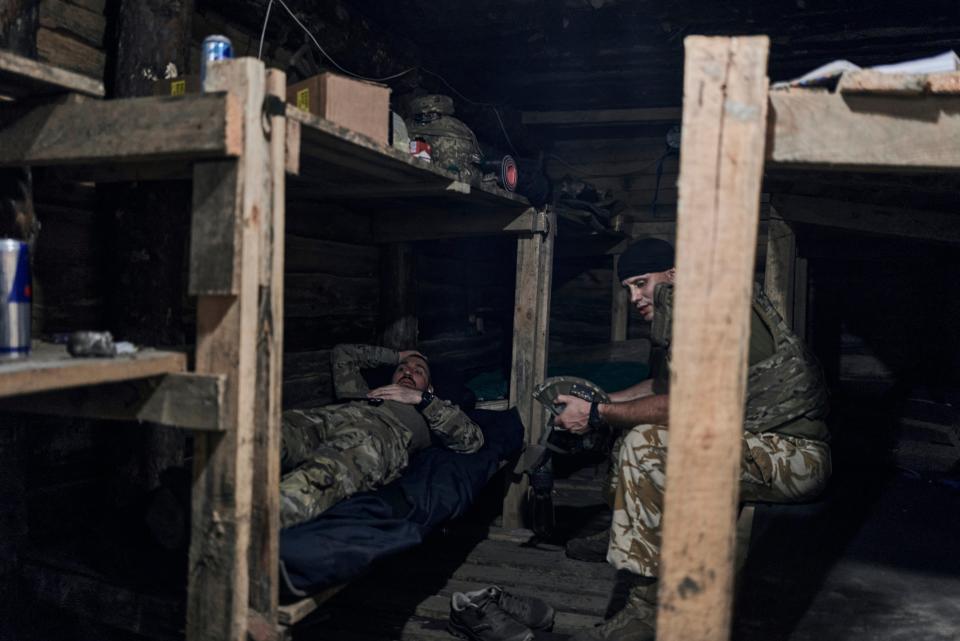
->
xmin=744 ymin=287 xmax=829 ymax=433
xmin=651 ymin=283 xmax=673 ymax=347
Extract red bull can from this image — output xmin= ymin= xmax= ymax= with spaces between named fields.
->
xmin=0 ymin=239 xmax=31 ymax=359
xmin=201 ymin=35 xmax=234 ymax=86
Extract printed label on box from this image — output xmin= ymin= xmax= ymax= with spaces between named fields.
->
xmin=170 ymin=80 xmax=186 ymax=96
xmin=296 ymin=88 xmax=310 ymax=112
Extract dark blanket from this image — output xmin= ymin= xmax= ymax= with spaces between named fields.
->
xmin=279 ymin=408 xmax=524 ymax=596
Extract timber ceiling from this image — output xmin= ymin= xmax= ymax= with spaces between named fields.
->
xmin=347 ymin=0 xmax=960 ymax=111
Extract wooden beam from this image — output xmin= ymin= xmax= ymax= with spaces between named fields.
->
xmin=277 ymin=584 xmax=346 ymax=625
xmin=503 ymin=208 xmax=555 ymax=529
xmin=657 ymin=36 xmax=769 ymax=641
xmin=0 ymin=49 xmax=103 ymax=99
xmin=837 ymin=70 xmax=960 ymax=96
xmin=0 ymin=342 xmax=186 ymax=398
xmin=312 ymin=180 xmax=470 ymax=199
xmin=0 ymin=0 xmax=39 ymax=60
xmin=187 ymin=58 xmax=266 ymax=641
xmin=763 ymin=214 xmax=797 ymax=328
xmin=611 ymin=254 xmax=629 ymax=341
xmin=0 ymin=373 xmax=224 ymax=430
xmin=371 ymin=207 xmax=543 ymax=243
xmin=285 ymin=118 xmax=301 ymax=175
xmin=247 ymin=67 xmax=286 ymax=626
xmin=766 ymin=90 xmax=960 ymax=171
xmin=521 ymin=107 xmax=682 ymax=126
xmin=0 ymin=92 xmax=241 ymax=167
xmin=771 ymin=193 xmax=960 ymax=244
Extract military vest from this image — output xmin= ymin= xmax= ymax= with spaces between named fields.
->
xmin=651 ymin=283 xmax=829 ymax=436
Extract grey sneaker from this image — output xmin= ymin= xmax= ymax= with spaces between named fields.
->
xmin=462 ymin=586 xmax=555 ymax=631
xmin=565 ymin=528 xmax=610 ymax=563
xmin=449 ymin=590 xmax=535 ymax=641
xmin=570 ymin=603 xmax=656 ymax=641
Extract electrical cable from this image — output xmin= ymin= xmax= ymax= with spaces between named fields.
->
xmin=270 ymin=0 xmax=418 ymax=82
xmin=257 ymin=0 xmax=274 ymax=61
xmin=257 ymin=0 xmax=520 ymax=153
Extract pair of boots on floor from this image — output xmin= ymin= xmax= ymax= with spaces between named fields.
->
xmin=567 ymin=529 xmax=659 ymax=641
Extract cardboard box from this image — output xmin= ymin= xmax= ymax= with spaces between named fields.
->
xmin=287 ymin=73 xmax=391 ymax=146
xmin=153 ymin=76 xmax=201 ymax=97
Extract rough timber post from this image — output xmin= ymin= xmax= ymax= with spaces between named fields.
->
xmin=656 ymin=36 xmax=769 ymax=641
xmin=611 ymin=253 xmax=629 ymax=341
xmin=504 ymin=208 xmax=555 ymax=528
xmin=245 ymin=68 xmax=287 ymax=634
xmin=186 ymin=58 xmax=268 ymax=641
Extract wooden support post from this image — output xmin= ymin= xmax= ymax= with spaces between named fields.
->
xmin=503 ymin=209 xmax=555 ymax=528
xmin=657 ymin=36 xmax=769 ymax=641
xmin=379 ymin=242 xmax=418 ymax=349
xmin=0 ymin=18 xmax=35 ymax=639
xmin=0 ymin=0 xmax=39 ymax=58
xmin=187 ymin=58 xmax=267 ymax=641
xmin=611 ymin=254 xmax=629 ymax=341
xmin=247 ymin=68 xmax=286 ymax=627
xmin=763 ymin=213 xmax=797 ymax=328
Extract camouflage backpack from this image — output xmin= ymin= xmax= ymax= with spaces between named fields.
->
xmin=652 ymin=283 xmax=828 ymax=434
xmin=406 ymin=94 xmax=482 ymax=182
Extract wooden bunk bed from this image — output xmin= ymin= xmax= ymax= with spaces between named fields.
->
xmin=658 ymin=36 xmax=960 ymax=641
xmin=0 ymin=52 xmax=556 ymax=640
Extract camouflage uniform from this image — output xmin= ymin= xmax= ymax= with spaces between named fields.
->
xmin=606 ymin=285 xmax=831 ymax=576
xmin=279 ymin=344 xmax=483 ymax=528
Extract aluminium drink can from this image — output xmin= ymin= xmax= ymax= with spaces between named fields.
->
xmin=0 ymin=239 xmax=31 ymax=359
xmin=201 ymin=34 xmax=234 ymax=86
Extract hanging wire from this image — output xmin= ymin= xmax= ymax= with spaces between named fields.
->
xmin=256 ymin=0 xmax=520 ymax=153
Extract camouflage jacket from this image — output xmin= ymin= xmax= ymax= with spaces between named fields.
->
xmin=330 ymin=344 xmax=484 ymax=453
xmin=650 ymin=285 xmax=829 ymax=440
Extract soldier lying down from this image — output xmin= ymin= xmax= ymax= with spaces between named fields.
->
xmin=279 ymin=344 xmax=484 ymax=528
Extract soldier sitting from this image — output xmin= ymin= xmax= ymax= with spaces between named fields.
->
xmin=554 ymin=239 xmax=832 ymax=641
xmin=280 ymin=344 xmax=484 ymax=528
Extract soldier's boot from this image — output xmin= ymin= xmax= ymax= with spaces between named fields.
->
xmin=572 ymin=577 xmax=658 ymax=641
xmin=565 ymin=528 xmax=610 ymax=563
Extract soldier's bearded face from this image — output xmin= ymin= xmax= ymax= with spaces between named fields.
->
xmin=393 ymin=356 xmax=431 ymax=391
xmin=622 ymin=269 xmax=674 ymax=322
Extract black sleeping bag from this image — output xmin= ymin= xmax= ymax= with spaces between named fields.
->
xmin=279 ymin=408 xmax=524 ymax=595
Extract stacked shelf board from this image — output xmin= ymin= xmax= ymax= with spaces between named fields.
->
xmin=276 ymin=108 xmax=556 ymax=626
xmin=0 ymin=50 xmax=104 ymax=99
xmin=0 ymin=341 xmax=186 ymax=397
xmin=285 ymin=106 xmax=544 ymax=243
xmin=0 ymin=51 xmax=275 ymax=641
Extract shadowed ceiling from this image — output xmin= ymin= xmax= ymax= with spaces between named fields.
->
xmin=347 ymin=0 xmax=960 ymax=110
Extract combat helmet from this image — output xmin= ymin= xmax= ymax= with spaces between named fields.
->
xmin=533 ymin=376 xmax=612 ymax=455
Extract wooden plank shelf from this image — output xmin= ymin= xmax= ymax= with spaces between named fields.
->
xmin=765 ymin=88 xmax=960 ymax=172
xmin=0 ymin=92 xmax=241 ymax=168
xmin=0 ymin=50 xmax=105 ymax=100
xmin=0 ymin=341 xmax=187 ymax=398
xmin=0 ymin=372 xmax=224 ymax=430
xmin=286 ymin=106 xmax=531 ymax=218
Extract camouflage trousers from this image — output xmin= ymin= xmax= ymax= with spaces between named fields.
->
xmin=279 ymin=406 xmax=411 ymax=528
xmin=607 ymin=424 xmax=831 ymax=577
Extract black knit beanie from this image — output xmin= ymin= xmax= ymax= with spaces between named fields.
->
xmin=617 ymin=238 xmax=675 ymax=282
